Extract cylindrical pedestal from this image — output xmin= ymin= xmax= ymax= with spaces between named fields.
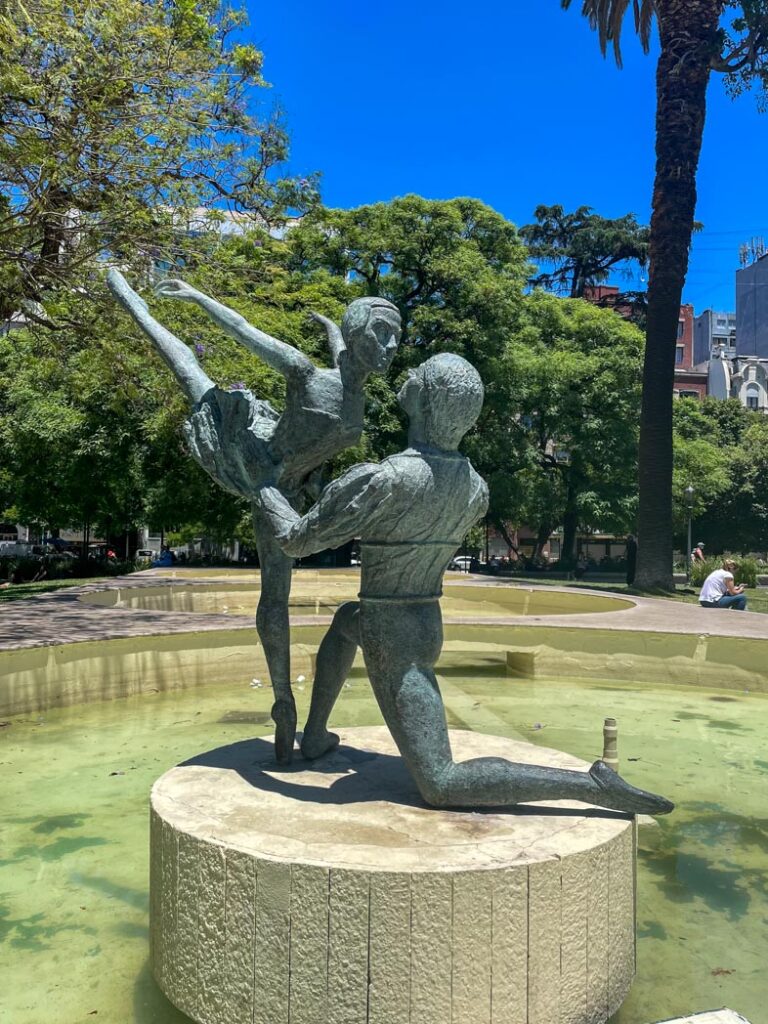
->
xmin=150 ymin=727 xmax=636 ymax=1024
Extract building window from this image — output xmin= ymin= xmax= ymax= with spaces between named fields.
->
xmin=675 ymin=346 xmax=684 ymax=364
xmin=746 ymin=384 xmax=760 ymax=410
xmin=717 ymin=318 xmax=727 ymax=326
xmin=677 ymin=321 xmax=685 ymax=339
xmin=679 ymin=390 xmax=700 ymax=400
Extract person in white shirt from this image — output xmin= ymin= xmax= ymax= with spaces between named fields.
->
xmin=699 ymin=559 xmax=748 ymax=611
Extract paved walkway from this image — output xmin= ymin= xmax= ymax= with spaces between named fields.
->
xmin=1 ymin=571 xmax=767 ymax=652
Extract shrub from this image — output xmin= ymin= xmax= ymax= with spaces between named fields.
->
xmin=690 ymin=554 xmax=757 ymax=589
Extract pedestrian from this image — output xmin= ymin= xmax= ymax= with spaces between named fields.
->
xmin=691 ymin=540 xmax=706 ymax=566
xmin=575 ymin=553 xmax=588 ymax=580
xmin=699 ymin=558 xmax=748 ymax=611
xmin=625 ymin=534 xmax=637 ymax=586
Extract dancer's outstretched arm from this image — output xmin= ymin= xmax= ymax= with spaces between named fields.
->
xmin=107 ymin=270 xmax=214 ymax=405
xmin=259 ymin=463 xmax=390 ymax=558
xmin=310 ymin=311 xmax=345 ymax=367
xmin=155 ymin=279 xmax=314 ymax=381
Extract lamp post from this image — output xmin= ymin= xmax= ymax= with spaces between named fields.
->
xmin=685 ymin=485 xmax=695 ymax=583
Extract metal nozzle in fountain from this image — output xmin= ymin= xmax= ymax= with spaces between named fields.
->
xmin=602 ymin=717 xmax=619 ymax=771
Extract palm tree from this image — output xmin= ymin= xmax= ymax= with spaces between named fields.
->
xmin=562 ymin=1 xmax=768 ymax=589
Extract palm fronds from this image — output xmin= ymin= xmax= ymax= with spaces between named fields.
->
xmin=561 ymin=0 xmax=656 ymax=67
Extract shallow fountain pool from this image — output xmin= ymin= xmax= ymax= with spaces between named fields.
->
xmin=79 ymin=572 xmax=633 ymax=618
xmin=1 ymin=659 xmax=766 ymax=1023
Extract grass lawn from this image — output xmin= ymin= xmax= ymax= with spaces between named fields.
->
xmin=0 ymin=577 xmax=109 ymax=602
xmin=489 ymin=574 xmax=768 ymax=614
xmin=673 ymin=586 xmax=768 ymax=614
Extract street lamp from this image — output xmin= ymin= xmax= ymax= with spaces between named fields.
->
xmin=685 ymin=485 xmax=695 ymax=582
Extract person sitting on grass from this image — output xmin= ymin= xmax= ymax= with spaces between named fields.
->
xmin=699 ymin=558 xmax=748 ymax=611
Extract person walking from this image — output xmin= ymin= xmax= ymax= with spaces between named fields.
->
xmin=699 ymin=559 xmax=748 ymax=611
xmin=691 ymin=541 xmax=706 ymax=566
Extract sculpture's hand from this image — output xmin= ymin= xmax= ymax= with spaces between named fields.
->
xmin=310 ymin=311 xmax=345 ymax=365
xmin=310 ymin=311 xmax=334 ymax=328
xmin=154 ymin=279 xmax=201 ymax=303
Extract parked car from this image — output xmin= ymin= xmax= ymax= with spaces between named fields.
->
xmin=135 ymin=549 xmax=155 ymax=560
xmin=448 ymin=555 xmax=474 ymax=572
xmin=0 ymin=541 xmax=42 ymax=559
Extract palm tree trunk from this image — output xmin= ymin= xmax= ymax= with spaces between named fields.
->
xmin=635 ymin=0 xmax=723 ymax=590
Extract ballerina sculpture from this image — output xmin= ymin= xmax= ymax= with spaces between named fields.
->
xmin=107 ymin=269 xmax=401 ymax=763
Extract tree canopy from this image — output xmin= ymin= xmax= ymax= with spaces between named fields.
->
xmin=561 ymin=0 xmax=768 ymax=588
xmin=520 ymin=204 xmax=649 ymax=299
xmin=289 ymin=199 xmax=644 ymax=559
xmin=0 ymin=227 xmax=350 ymax=542
xmin=0 ymin=194 xmax=654 ymax=560
xmin=499 ymin=292 xmax=643 ymax=562
xmin=672 ymin=396 xmax=768 ymax=553
xmin=0 ymin=0 xmax=316 ymax=325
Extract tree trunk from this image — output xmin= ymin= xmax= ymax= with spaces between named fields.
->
xmin=635 ymin=0 xmax=723 ymax=590
xmin=561 ymin=508 xmax=578 ymax=566
xmin=491 ymin=517 xmax=520 ymax=556
xmin=534 ymin=523 xmax=553 ymax=559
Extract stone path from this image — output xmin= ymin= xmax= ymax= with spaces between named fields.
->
xmin=1 ymin=571 xmax=767 ymax=652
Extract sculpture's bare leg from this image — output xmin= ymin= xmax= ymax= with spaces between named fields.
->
xmin=107 ymin=269 xmax=213 ymax=404
xmin=252 ymin=502 xmax=297 ymax=764
xmin=301 ymin=601 xmax=360 ymax=759
xmin=360 ymin=602 xmax=673 ymax=816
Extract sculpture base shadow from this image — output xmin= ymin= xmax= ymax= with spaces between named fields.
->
xmin=182 ymin=735 xmax=629 ymax=820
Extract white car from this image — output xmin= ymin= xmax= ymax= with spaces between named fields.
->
xmin=448 ymin=555 xmax=474 ymax=571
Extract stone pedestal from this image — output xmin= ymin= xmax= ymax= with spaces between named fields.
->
xmin=150 ymin=727 xmax=637 ymax=1024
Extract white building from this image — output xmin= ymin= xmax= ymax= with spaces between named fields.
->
xmin=708 ymin=345 xmax=768 ymax=411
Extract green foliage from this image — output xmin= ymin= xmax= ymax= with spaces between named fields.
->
xmin=563 ymin=0 xmax=768 ymax=92
xmin=690 ymin=554 xmax=758 ymax=589
xmin=0 ymin=0 xmax=317 ymax=323
xmin=520 ymin=204 xmax=649 ymax=299
xmin=289 ymin=194 xmax=528 ymax=346
xmin=564 ymin=0 xmax=768 ymax=589
xmin=672 ymin=406 xmax=731 ymax=527
xmin=672 ymin=397 xmax=768 ymax=553
xmin=287 ymin=194 xmax=531 ymax=481
xmin=500 ymin=292 xmax=644 ymax=557
xmin=0 ymin=226 xmax=357 ymax=537
xmin=0 ymin=193 xmax=656 ymax=554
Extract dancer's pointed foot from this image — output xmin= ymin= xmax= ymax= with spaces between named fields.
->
xmin=271 ymin=699 xmax=297 ymax=765
xmin=301 ymin=729 xmax=340 ymax=760
xmin=589 ymin=760 xmax=674 ymax=816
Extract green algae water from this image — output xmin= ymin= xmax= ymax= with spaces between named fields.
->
xmin=2 ymin=663 xmax=766 ymax=1023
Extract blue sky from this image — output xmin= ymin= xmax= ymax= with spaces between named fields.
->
xmin=247 ymin=1 xmax=768 ymax=314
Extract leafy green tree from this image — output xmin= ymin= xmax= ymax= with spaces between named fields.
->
xmin=0 ymin=0 xmax=316 ymax=325
xmin=287 ymin=195 xmax=531 ymax=506
xmin=501 ymin=293 xmax=643 ymax=563
xmin=672 ymin=397 xmax=768 ymax=553
xmin=289 ymin=194 xmax=528 ymax=344
xmin=520 ymin=204 xmax=649 ymax=299
xmin=0 ymin=227 xmax=358 ymax=544
xmin=562 ymin=0 xmax=768 ymax=589
xmin=287 ymin=198 xmax=647 ymax=555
